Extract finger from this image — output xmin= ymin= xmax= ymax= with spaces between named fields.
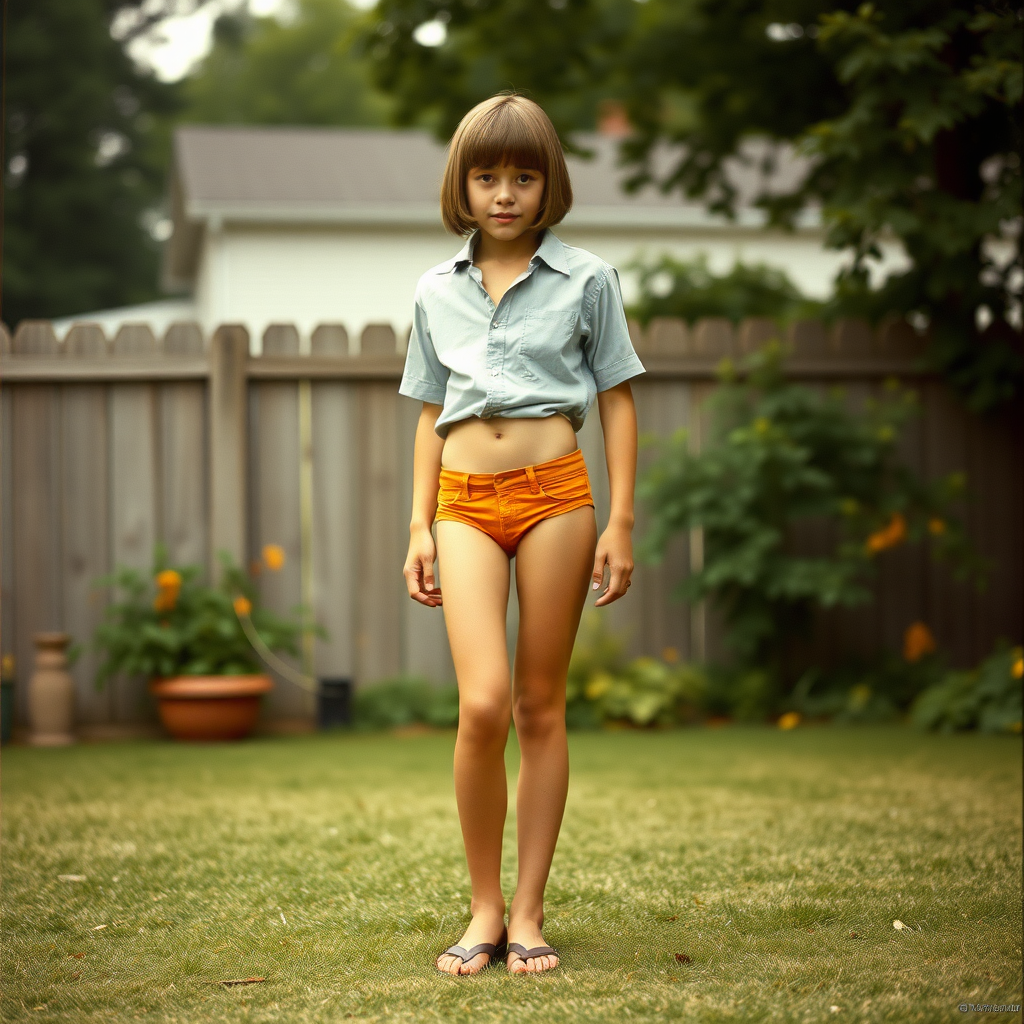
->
xmin=591 ymin=555 xmax=607 ymax=591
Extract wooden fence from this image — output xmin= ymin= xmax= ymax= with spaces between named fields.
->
xmin=1 ymin=316 xmax=1021 ymax=735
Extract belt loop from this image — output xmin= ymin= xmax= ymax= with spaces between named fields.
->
xmin=460 ymin=473 xmax=471 ymax=500
xmin=524 ymin=465 xmax=540 ymax=494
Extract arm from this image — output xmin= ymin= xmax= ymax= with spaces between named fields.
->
xmin=591 ymin=380 xmax=637 ymax=606
xmin=404 ymin=402 xmax=446 ymax=607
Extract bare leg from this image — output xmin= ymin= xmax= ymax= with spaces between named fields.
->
xmin=508 ymin=504 xmax=597 ymax=973
xmin=434 ymin=519 xmax=513 ymax=975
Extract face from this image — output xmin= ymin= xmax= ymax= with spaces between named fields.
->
xmin=465 ymin=163 xmax=546 ymax=242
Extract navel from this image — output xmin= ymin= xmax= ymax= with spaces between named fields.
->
xmin=494 ymin=433 xmax=503 ymax=439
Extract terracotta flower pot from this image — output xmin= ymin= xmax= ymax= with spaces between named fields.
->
xmin=149 ymin=675 xmax=273 ymax=742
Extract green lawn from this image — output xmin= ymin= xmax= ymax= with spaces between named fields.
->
xmin=2 ymin=726 xmax=1021 ymax=1023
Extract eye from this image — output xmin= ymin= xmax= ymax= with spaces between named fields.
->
xmin=516 ymin=173 xmax=534 ymax=184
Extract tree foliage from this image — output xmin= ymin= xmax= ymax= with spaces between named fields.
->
xmin=362 ymin=0 xmax=1023 ymax=409
xmin=2 ymin=0 xmax=182 ymax=326
xmin=182 ymin=0 xmax=391 ymax=127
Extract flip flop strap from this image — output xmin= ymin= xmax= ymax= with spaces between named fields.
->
xmin=507 ymin=942 xmax=557 ymax=960
xmin=442 ymin=941 xmax=499 ymax=962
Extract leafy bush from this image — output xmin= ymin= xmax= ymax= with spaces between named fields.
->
xmin=636 ymin=342 xmax=980 ymax=685
xmin=625 ymin=253 xmax=823 ymax=326
xmin=351 ymin=676 xmax=459 ymax=731
xmin=566 ymin=610 xmax=707 ymax=728
xmin=90 ymin=542 xmax=323 ymax=685
xmin=911 ymin=643 xmax=1023 ymax=735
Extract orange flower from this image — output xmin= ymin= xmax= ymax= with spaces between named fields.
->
xmin=156 ymin=569 xmax=182 ymax=591
xmin=928 ymin=517 xmax=946 ymax=536
xmin=263 ymin=544 xmax=286 ymax=571
xmin=661 ymin=646 xmax=680 ymax=663
xmin=777 ymin=711 xmax=801 ymax=730
xmin=153 ymin=590 xmax=177 ymax=613
xmin=233 ymin=595 xmax=252 ymax=617
xmin=903 ymin=622 xmax=936 ymax=663
xmin=1012 ymin=648 xmax=1023 ymax=680
xmin=865 ymin=512 xmax=907 ymax=554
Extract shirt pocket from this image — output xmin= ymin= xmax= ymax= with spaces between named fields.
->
xmin=519 ymin=309 xmax=580 ymax=384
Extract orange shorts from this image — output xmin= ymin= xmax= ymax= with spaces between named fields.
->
xmin=435 ymin=447 xmax=595 ymax=557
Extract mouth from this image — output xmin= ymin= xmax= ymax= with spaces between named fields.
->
xmin=490 ymin=213 xmax=518 ymax=224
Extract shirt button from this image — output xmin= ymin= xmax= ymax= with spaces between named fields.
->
xmin=490 ymin=368 xmax=498 ymax=376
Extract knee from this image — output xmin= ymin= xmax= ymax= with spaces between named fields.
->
xmin=458 ymin=690 xmax=511 ymax=746
xmin=512 ymin=688 xmax=565 ymax=742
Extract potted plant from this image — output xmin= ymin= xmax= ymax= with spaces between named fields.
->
xmin=90 ymin=543 xmax=326 ymax=741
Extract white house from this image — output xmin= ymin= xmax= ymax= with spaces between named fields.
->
xmin=53 ymin=124 xmax=909 ymax=349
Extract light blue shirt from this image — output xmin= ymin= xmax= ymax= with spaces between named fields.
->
xmin=398 ymin=228 xmax=646 ymax=439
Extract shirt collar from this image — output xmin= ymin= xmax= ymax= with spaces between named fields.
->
xmin=444 ymin=228 xmax=571 ymax=276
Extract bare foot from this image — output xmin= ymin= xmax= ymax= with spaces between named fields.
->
xmin=506 ymin=914 xmax=559 ymax=974
xmin=436 ymin=906 xmax=507 ymax=976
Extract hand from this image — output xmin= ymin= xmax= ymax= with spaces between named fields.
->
xmin=591 ymin=524 xmax=634 ymax=607
xmin=404 ymin=528 xmax=443 ymax=607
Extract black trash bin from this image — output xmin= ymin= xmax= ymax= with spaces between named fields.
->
xmin=318 ymin=677 xmax=353 ymax=730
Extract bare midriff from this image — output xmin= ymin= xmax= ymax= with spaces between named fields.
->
xmin=440 ymin=412 xmax=578 ymax=474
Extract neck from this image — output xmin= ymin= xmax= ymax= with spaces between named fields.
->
xmin=473 ymin=227 xmax=543 ymax=264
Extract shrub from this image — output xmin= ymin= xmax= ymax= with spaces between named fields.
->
xmin=636 ymin=342 xmax=981 ymax=686
xmin=566 ymin=610 xmax=707 ymax=728
xmin=911 ymin=643 xmax=1023 ymax=734
xmin=351 ymin=676 xmax=459 ymax=731
xmin=90 ymin=542 xmax=323 ymax=686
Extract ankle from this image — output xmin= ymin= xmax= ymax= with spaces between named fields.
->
xmin=469 ymin=897 xmax=506 ymax=920
xmin=508 ymin=904 xmax=544 ymax=928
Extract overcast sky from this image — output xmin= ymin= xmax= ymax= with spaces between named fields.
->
xmin=128 ymin=0 xmax=376 ymax=82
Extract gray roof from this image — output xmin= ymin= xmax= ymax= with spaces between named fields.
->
xmin=165 ymin=124 xmax=815 ymax=284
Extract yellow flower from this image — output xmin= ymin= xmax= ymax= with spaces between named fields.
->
xmin=903 ymin=622 xmax=936 ymax=663
xmin=927 ymin=517 xmax=946 ymax=535
xmin=233 ymin=596 xmax=252 ymax=617
xmin=263 ymin=544 xmax=286 ymax=571
xmin=156 ymin=569 xmax=181 ymax=591
xmin=777 ymin=711 xmax=800 ymax=730
xmin=662 ymin=646 xmax=680 ymax=664
xmin=754 ymin=417 xmax=770 ymax=435
xmin=876 ymin=425 xmax=895 ymax=442
xmin=866 ymin=512 xmax=906 ymax=554
xmin=1012 ymin=650 xmax=1023 ymax=680
xmin=585 ymin=672 xmax=614 ymax=701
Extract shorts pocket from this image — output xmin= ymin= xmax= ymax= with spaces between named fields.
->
xmin=537 ymin=472 xmax=592 ymax=502
xmin=437 ymin=482 xmax=463 ymax=505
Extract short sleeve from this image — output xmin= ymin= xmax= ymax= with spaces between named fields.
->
xmin=398 ymin=294 xmax=449 ymax=405
xmin=582 ymin=266 xmax=646 ymax=391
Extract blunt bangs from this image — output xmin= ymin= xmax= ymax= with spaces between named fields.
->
xmin=440 ymin=94 xmax=573 ymax=236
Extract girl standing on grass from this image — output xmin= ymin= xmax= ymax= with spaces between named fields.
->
xmin=399 ymin=92 xmax=646 ymax=976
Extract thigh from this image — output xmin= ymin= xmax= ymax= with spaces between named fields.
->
xmin=436 ymin=519 xmax=513 ymax=702
xmin=513 ymin=505 xmax=598 ymax=695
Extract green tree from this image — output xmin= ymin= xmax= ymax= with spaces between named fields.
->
xmin=363 ymin=0 xmax=1023 ymax=409
xmin=181 ymin=0 xmax=391 ymax=127
xmin=2 ymin=0 xmax=182 ymax=326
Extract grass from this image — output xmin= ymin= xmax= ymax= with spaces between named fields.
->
xmin=1 ymin=725 xmax=1021 ymax=1023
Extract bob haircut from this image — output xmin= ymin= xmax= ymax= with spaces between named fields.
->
xmin=440 ymin=93 xmax=573 ymax=236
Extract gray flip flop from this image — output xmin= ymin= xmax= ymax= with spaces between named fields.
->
xmin=436 ymin=928 xmax=508 ymax=974
xmin=506 ymin=942 xmax=559 ymax=971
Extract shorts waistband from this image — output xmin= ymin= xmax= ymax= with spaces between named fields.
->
xmin=439 ymin=447 xmax=587 ymax=495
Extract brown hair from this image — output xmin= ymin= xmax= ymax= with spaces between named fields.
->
xmin=440 ymin=93 xmax=573 ymax=236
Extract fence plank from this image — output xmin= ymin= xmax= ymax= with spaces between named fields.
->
xmin=108 ymin=327 xmax=160 ymax=724
xmin=208 ymin=326 xmax=249 ymax=583
xmin=251 ymin=326 xmax=306 ymax=719
xmin=61 ymin=326 xmax=111 ymax=724
xmin=0 ymin=384 xmax=16 ymax=703
xmin=312 ymin=379 xmax=359 ymax=683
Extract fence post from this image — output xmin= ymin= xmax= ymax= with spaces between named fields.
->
xmin=208 ymin=325 xmax=249 ymax=584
